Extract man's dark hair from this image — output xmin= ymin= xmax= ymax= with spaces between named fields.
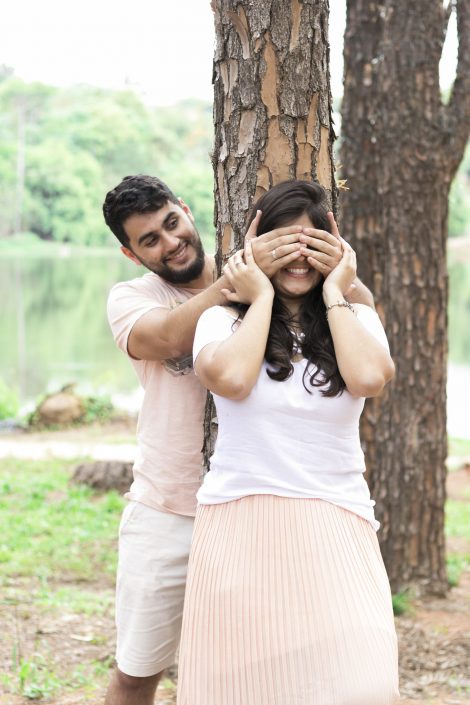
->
xmin=103 ymin=175 xmax=179 ymax=247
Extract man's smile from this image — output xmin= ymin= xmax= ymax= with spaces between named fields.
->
xmin=165 ymin=242 xmax=190 ymax=264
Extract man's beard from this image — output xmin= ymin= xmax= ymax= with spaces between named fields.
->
xmin=136 ymin=233 xmax=206 ymax=285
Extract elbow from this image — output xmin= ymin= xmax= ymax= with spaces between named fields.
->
xmin=347 ymin=359 xmax=396 ymax=398
xmin=202 ymin=365 xmax=253 ymax=400
xmin=214 ymin=374 xmax=253 ymax=400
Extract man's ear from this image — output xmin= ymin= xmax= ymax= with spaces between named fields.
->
xmin=178 ymin=197 xmax=195 ymax=223
xmin=121 ymin=246 xmax=141 ymax=265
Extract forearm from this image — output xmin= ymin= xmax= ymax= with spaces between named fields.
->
xmin=325 ymin=290 xmax=394 ymax=396
xmin=197 ymin=292 xmax=274 ymax=399
xmin=130 ymin=275 xmax=229 ymax=360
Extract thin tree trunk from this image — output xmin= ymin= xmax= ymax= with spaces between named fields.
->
xmin=341 ymin=0 xmax=470 ymax=595
xmin=212 ymin=0 xmax=336 ymax=264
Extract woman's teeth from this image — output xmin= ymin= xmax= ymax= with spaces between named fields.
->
xmin=285 ymin=268 xmax=309 ymax=274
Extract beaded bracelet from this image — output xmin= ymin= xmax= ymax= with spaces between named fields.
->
xmin=325 ymin=300 xmax=355 ymax=319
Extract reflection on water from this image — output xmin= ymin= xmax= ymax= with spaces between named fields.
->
xmin=1 ymin=251 xmax=470 ymax=434
xmin=0 ymin=251 xmax=138 ymax=407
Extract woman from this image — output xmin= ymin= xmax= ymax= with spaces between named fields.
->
xmin=177 ymin=180 xmax=399 ymax=705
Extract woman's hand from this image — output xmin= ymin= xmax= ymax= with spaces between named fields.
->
xmin=246 ymin=210 xmax=305 ymax=278
xmin=322 ymin=237 xmax=357 ymax=304
xmin=300 ymin=212 xmax=342 ymax=276
xmin=221 ymin=241 xmax=274 ymax=305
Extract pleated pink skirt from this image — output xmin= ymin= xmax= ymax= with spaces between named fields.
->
xmin=177 ymin=495 xmax=399 ymax=705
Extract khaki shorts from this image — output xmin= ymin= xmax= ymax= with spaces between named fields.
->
xmin=115 ymin=501 xmax=194 ymax=677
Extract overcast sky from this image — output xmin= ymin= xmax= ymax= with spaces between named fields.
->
xmin=0 ymin=0 xmax=458 ymax=105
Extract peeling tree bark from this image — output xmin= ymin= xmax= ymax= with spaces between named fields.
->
xmin=212 ymin=0 xmax=336 ymax=267
xmin=341 ymin=0 xmax=470 ymax=595
xmin=204 ymin=0 xmax=337 ymax=464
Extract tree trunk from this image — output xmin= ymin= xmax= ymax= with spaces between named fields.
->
xmin=212 ymin=0 xmax=336 ymax=262
xmin=205 ymin=0 xmax=337 ymax=464
xmin=341 ymin=0 xmax=470 ymax=595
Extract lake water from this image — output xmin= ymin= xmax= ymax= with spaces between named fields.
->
xmin=1 ymin=248 xmax=469 ymax=437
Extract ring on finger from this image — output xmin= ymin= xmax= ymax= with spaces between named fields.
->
xmin=271 ymin=248 xmax=277 ymax=260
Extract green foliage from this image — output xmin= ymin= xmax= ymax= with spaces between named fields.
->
xmin=16 ymin=656 xmax=61 ymax=700
xmin=0 ymin=76 xmax=214 ymax=246
xmin=81 ymin=394 xmax=115 ymax=424
xmin=392 ymin=590 xmax=413 ymax=616
xmin=447 ymin=554 xmax=470 ymax=588
xmin=0 ymin=378 xmax=19 ymax=419
xmin=0 ymin=458 xmax=124 ymax=581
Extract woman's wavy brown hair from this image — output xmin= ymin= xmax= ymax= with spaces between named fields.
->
xmin=240 ymin=180 xmax=346 ymax=397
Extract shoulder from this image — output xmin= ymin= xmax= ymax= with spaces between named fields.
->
xmin=108 ymin=272 xmax=171 ymax=299
xmin=198 ymin=305 xmax=239 ymax=325
xmin=193 ymin=306 xmax=240 ymax=362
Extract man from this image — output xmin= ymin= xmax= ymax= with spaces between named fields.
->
xmin=103 ymin=174 xmax=373 ymax=705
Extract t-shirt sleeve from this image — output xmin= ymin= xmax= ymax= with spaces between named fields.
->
xmin=193 ymin=306 xmax=238 ymax=364
xmin=107 ymin=281 xmax=168 ymax=356
xmin=353 ymin=304 xmax=390 ymax=351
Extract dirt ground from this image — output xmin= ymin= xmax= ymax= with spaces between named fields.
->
xmin=0 ymin=423 xmax=469 ymax=704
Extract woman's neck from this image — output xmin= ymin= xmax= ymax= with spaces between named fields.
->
xmin=277 ymin=295 xmax=303 ymax=319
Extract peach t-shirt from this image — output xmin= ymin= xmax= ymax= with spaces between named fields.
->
xmin=107 ymin=272 xmax=207 ymax=517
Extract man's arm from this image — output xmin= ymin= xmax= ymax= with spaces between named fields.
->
xmin=128 ymin=275 xmax=228 ymax=361
xmin=345 ymin=277 xmax=375 ymax=308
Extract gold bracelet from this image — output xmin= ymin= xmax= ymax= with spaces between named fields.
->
xmin=325 ymin=300 xmax=355 ymax=319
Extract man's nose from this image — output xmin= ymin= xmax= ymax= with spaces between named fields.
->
xmin=161 ymin=232 xmax=181 ymax=252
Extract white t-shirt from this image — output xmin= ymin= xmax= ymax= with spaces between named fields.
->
xmin=193 ymin=304 xmax=390 ymax=530
xmin=107 ymin=272 xmax=207 ymax=517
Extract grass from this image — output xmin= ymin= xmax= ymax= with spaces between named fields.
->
xmin=392 ymin=590 xmax=413 ymax=616
xmin=0 ymin=457 xmax=124 ymax=700
xmin=447 ymin=553 xmax=470 ymax=588
xmin=445 ymin=499 xmax=470 ymax=587
xmin=1 ymin=654 xmax=115 ymax=701
xmin=0 ymin=458 xmax=124 ymax=582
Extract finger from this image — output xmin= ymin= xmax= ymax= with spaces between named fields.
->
xmin=228 ymin=256 xmax=241 ymax=276
xmin=327 ymin=211 xmax=341 ymax=239
xmin=299 ymin=235 xmax=339 ymax=257
xmin=300 ymin=248 xmax=337 ymax=266
xmin=301 ymin=228 xmax=340 ymax=249
xmin=221 ymin=289 xmax=241 ymax=302
xmin=268 ymin=249 xmax=303 ymax=273
xmin=223 ymin=263 xmax=236 ymax=284
xmin=260 ymin=232 xmax=303 ymax=249
xmin=256 ymin=225 xmax=304 ymax=244
xmin=244 ymin=210 xmax=262 ymax=242
xmin=244 ymin=239 xmax=255 ymax=264
xmin=269 ymin=242 xmax=303 ymax=260
xmin=306 ymin=256 xmax=330 ymax=275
